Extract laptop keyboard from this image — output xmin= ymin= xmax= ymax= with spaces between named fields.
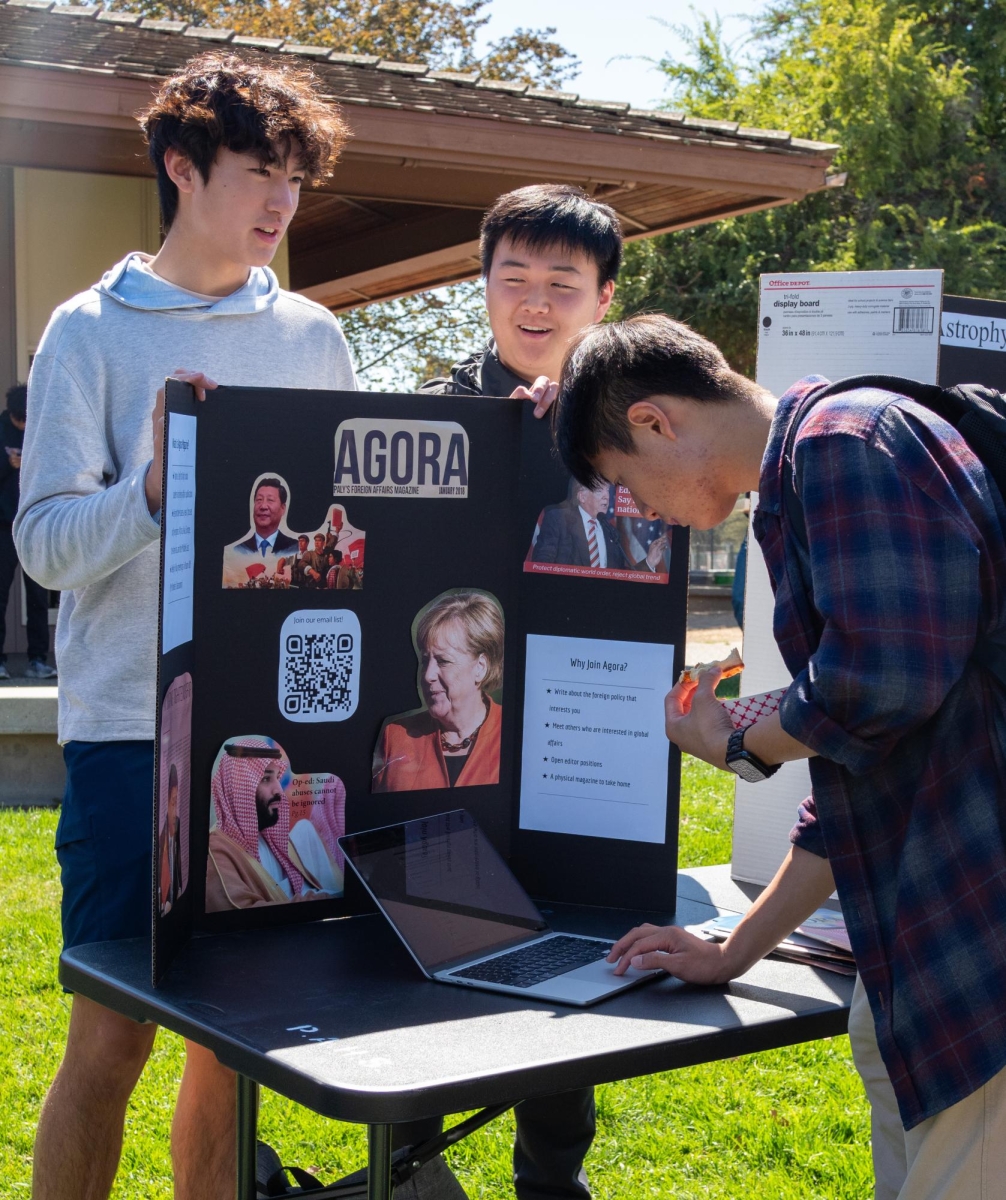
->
xmin=450 ymin=935 xmax=614 ymax=989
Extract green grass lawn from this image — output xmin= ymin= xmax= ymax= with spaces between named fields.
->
xmin=0 ymin=759 xmax=871 ymax=1198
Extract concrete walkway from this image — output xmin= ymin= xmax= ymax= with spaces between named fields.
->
xmin=0 ymin=594 xmax=744 ymax=809
xmin=685 ymin=610 xmax=743 ymax=666
xmin=0 ymin=656 xmax=61 ymax=806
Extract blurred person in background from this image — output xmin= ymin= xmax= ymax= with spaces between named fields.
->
xmin=0 ymin=382 xmax=56 ymax=680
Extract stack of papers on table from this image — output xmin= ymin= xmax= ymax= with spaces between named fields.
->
xmin=699 ymin=908 xmax=856 ymax=976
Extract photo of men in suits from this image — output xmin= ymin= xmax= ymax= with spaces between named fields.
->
xmin=532 ymin=481 xmax=626 ymax=569
xmin=527 ymin=478 xmax=669 ymax=580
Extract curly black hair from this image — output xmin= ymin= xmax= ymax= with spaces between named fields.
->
xmin=139 ymin=52 xmax=350 ymax=229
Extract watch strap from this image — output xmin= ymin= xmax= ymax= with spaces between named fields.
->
xmin=725 ymin=725 xmax=781 ymax=780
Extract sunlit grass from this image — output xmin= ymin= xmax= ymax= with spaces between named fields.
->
xmin=0 ymin=761 xmax=868 ymax=1197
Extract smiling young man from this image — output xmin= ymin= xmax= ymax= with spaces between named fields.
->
xmin=553 ymin=312 xmax=1006 ymax=1199
xmin=421 ymin=183 xmax=620 ymax=417
xmin=14 ymin=53 xmax=356 ymax=1200
xmin=420 ymin=183 xmax=622 ymax=1200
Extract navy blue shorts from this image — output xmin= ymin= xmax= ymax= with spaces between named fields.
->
xmin=56 ymin=740 xmax=155 ymax=950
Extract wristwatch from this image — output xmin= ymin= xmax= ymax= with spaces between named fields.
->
xmin=725 ymin=725 xmax=781 ymax=783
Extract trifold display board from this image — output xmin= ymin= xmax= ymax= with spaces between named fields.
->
xmin=940 ymin=294 xmax=1006 ymax=391
xmin=153 ymin=382 xmax=688 ymax=982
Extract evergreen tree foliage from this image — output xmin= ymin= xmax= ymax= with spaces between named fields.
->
xmin=613 ymin=0 xmax=1006 ymax=375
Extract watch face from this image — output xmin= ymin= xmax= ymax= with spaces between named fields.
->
xmin=728 ymin=754 xmax=766 ymax=784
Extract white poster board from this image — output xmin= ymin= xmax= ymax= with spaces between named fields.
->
xmin=731 ymin=269 xmax=943 ymax=885
xmin=161 ymin=413 xmax=197 ymax=655
xmin=519 ymin=633 xmax=677 ymax=844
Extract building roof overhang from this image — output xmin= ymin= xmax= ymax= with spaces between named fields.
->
xmin=0 ymin=1 xmax=842 ymax=308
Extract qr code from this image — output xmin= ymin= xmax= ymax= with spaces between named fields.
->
xmin=278 ymin=611 xmax=361 ymax=723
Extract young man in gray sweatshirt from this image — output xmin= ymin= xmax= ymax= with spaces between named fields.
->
xmin=14 ymin=54 xmax=356 ymax=1200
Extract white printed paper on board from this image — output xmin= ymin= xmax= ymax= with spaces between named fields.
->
xmin=161 ymin=413 xmax=197 ymax=654
xmin=756 ymin=269 xmax=943 ymax=397
xmin=279 ymin=610 xmax=361 ymax=722
xmin=519 ymin=633 xmax=675 ymax=844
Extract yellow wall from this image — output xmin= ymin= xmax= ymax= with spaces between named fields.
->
xmin=14 ymin=168 xmax=161 ymax=379
xmin=12 ymin=167 xmax=292 ymax=379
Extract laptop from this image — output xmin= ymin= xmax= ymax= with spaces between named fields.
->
xmin=339 ymin=808 xmax=661 ymax=1006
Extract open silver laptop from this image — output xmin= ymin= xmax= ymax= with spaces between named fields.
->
xmin=339 ymin=808 xmax=660 ymax=1007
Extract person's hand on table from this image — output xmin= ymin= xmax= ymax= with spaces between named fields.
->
xmin=510 ymin=376 xmax=559 ymax=418
xmin=606 ymin=923 xmax=737 ymax=985
xmin=664 ymin=667 xmax=734 ymax=770
xmin=145 ymin=368 xmax=217 ymax=515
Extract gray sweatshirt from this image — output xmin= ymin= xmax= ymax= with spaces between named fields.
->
xmin=14 ymin=253 xmax=356 ymax=743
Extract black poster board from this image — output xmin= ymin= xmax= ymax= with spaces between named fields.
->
xmin=940 ymin=295 xmax=1006 ymax=390
xmin=511 ymin=407 xmax=688 ymax=904
xmin=153 ymin=382 xmax=688 ymax=982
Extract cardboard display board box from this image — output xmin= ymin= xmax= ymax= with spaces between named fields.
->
xmin=733 ymin=269 xmax=944 ymax=885
xmin=732 ymin=276 xmax=1006 ymax=887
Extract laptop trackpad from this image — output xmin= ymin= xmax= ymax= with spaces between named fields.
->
xmin=533 ymin=958 xmax=657 ymax=1002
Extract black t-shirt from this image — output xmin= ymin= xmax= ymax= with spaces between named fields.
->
xmin=444 ymin=753 xmax=468 ymax=787
xmin=419 ymin=339 xmax=527 ymax=398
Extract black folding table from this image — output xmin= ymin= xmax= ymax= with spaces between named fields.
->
xmin=60 ymin=865 xmax=852 ymax=1200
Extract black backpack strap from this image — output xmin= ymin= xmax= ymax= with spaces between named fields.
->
xmin=780 ymin=373 xmax=979 ymax=550
xmin=780 ymin=374 xmax=1006 ymax=693
xmin=779 ymin=383 xmax=831 ymax=553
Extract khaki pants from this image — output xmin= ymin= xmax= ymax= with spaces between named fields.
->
xmin=848 ymin=975 xmax=1006 ymax=1199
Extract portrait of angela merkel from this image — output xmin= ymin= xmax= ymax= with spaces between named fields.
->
xmin=372 ymin=590 xmax=504 ymax=792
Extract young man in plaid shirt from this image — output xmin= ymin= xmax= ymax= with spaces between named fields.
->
xmin=554 ymin=312 xmax=1006 ymax=1199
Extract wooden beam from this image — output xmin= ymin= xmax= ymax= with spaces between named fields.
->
xmin=623 ymin=193 xmax=806 ymax=241
xmin=290 ymin=206 xmax=484 ymax=290
xmin=0 ymin=63 xmax=153 ymax=133
xmin=0 ymin=117 xmax=152 ymax=177
xmin=299 ymin=240 xmax=482 ymax=310
xmin=329 ymin=105 xmax=835 ymax=199
xmin=322 ymin=158 xmax=532 ymax=208
xmin=302 ymin=195 xmax=811 ymax=312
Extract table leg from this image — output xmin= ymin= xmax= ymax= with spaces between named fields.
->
xmin=236 ymin=1074 xmax=259 ymax=1200
xmin=367 ymin=1123 xmax=393 ymax=1200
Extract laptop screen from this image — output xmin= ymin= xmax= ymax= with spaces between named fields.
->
xmin=340 ymin=809 xmax=548 ymax=973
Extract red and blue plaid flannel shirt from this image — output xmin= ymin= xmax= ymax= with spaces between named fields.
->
xmin=755 ymin=376 xmax=1006 ymax=1129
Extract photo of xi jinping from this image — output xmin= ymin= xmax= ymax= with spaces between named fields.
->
xmin=234 ymin=476 xmax=299 ymax=556
xmin=372 ymin=590 xmax=504 ymax=792
xmin=221 ymin=473 xmax=299 ymax=588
